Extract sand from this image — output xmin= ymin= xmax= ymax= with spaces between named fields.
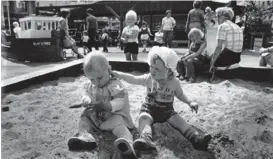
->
xmin=1 ymin=75 xmax=273 ymax=159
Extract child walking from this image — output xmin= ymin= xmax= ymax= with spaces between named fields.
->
xmin=121 ymin=10 xmax=140 ymax=61
xmin=177 ymin=28 xmax=208 ymax=83
xmin=112 ymin=46 xmax=212 ymax=154
xmin=140 ymin=23 xmax=153 ymax=53
xmin=68 ymin=52 xmax=137 ymax=159
xmin=81 ymin=31 xmax=90 ymax=55
xmin=101 ymin=29 xmax=109 ymax=53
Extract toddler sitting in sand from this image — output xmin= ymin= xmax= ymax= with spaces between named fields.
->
xmin=112 ymin=46 xmax=212 ymax=154
xmin=68 ymin=52 xmax=137 ymax=159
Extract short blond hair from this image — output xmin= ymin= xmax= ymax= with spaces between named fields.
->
xmin=216 ymin=7 xmax=234 ymax=20
xmin=125 ymin=10 xmax=137 ymax=21
xmin=188 ymin=28 xmax=204 ymax=39
xmin=83 ymin=51 xmax=109 ymax=74
xmin=13 ymin=22 xmax=19 ymax=27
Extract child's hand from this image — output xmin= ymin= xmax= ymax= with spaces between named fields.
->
xmin=189 ymin=102 xmax=199 ymax=114
xmin=82 ymin=95 xmax=92 ymax=107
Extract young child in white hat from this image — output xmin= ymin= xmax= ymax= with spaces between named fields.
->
xmin=112 ymin=46 xmax=212 ymax=154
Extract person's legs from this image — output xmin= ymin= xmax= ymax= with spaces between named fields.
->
xmin=68 ymin=116 xmax=97 ymax=151
xmin=71 ymin=44 xmax=84 ymax=58
xmin=163 ymin=31 xmax=168 ymax=47
xmin=167 ymin=114 xmax=212 ymax=150
xmin=132 ymin=54 xmax=138 ymax=61
xmin=167 ymin=31 xmax=173 ymax=48
xmin=177 ymin=59 xmax=186 ymax=80
xmin=125 ymin=53 xmax=131 ymax=61
xmin=259 ymin=56 xmax=267 ymax=66
xmin=133 ymin=112 xmax=156 ymax=151
xmin=142 ymin=40 xmax=147 ymax=52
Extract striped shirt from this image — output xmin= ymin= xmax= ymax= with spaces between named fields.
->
xmin=216 ymin=20 xmax=243 ymax=53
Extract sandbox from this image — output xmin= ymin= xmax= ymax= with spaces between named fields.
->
xmin=1 ymin=72 xmax=273 ymax=159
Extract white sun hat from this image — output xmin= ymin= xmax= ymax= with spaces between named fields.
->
xmin=147 ymin=46 xmax=179 ymax=76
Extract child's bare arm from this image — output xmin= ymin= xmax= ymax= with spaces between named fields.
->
xmin=174 ymin=80 xmax=198 ymax=113
xmin=112 ymin=71 xmax=147 ymax=85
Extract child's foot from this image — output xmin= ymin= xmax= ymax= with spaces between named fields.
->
xmin=68 ymin=132 xmax=97 ymax=151
xmin=192 ymin=133 xmax=212 ymax=151
xmin=114 ymin=138 xmax=137 ymax=159
xmin=133 ymin=133 xmax=157 ymax=151
xmin=142 ymin=49 xmax=147 ymax=53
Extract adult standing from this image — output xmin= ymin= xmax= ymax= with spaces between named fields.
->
xmin=86 ymin=8 xmax=99 ymax=52
xmin=185 ymin=0 xmax=206 ymax=47
xmin=161 ymin=10 xmax=176 ymax=48
xmin=12 ymin=22 xmax=21 ymax=38
xmin=59 ymin=9 xmax=84 ymax=58
xmin=209 ymin=7 xmax=243 ymax=71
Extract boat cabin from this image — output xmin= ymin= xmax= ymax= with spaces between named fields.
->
xmin=19 ymin=16 xmax=62 ymax=38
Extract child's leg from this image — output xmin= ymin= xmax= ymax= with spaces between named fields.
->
xmin=132 ymin=54 xmax=138 ymax=61
xmin=133 ymin=112 xmax=157 ymax=151
xmin=68 ymin=116 xmax=97 ymax=151
xmin=177 ymin=59 xmax=186 ymax=78
xmin=167 ymin=114 xmax=212 ymax=150
xmin=100 ymin=114 xmax=137 ymax=158
xmin=259 ymin=56 xmax=267 ymax=67
xmin=125 ymin=53 xmax=131 ymax=61
xmin=142 ymin=40 xmax=147 ymax=52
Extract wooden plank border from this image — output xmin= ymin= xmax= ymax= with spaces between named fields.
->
xmin=2 ymin=60 xmax=273 ymax=93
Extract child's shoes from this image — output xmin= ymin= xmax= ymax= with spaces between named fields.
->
xmin=68 ymin=131 xmax=97 ymax=151
xmin=114 ymin=138 xmax=137 ymax=159
xmin=191 ymin=133 xmax=212 ymax=151
xmin=183 ymin=128 xmax=212 ymax=151
xmin=133 ymin=133 xmax=157 ymax=151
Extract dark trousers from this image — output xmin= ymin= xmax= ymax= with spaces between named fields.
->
xmin=177 ymin=56 xmax=210 ymax=78
xmin=88 ymin=28 xmax=99 ymax=51
xmin=163 ymin=30 xmax=173 ymax=48
xmin=214 ymin=48 xmax=241 ymax=67
xmin=103 ymin=38 xmax=108 ymax=52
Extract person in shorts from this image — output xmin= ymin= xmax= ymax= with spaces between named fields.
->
xmin=112 ymin=46 xmax=212 ymax=155
xmin=121 ymin=10 xmax=140 ymax=61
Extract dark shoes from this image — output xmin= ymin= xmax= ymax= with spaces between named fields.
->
xmin=191 ymin=133 xmax=212 ymax=151
xmin=133 ymin=133 xmax=157 ymax=151
xmin=68 ymin=131 xmax=97 ymax=151
xmin=114 ymin=138 xmax=137 ymax=159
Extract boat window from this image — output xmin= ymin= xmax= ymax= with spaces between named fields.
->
xmin=24 ymin=22 xmax=28 ymax=30
xmin=48 ymin=22 xmax=51 ymax=30
xmin=52 ymin=22 xmax=55 ymax=30
xmin=43 ymin=22 xmax=46 ymax=30
xmin=28 ymin=21 xmax=31 ymax=30
xmin=20 ymin=22 xmax=24 ymax=31
xmin=36 ymin=21 xmax=42 ymax=30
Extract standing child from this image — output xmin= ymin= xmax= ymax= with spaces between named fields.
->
xmin=68 ymin=52 xmax=137 ymax=159
xmin=140 ymin=23 xmax=153 ymax=53
xmin=121 ymin=10 xmax=140 ymax=61
xmin=81 ymin=31 xmax=90 ymax=55
xmin=154 ymin=27 xmax=164 ymax=46
xmin=177 ymin=28 xmax=208 ymax=83
xmin=101 ymin=29 xmax=109 ymax=53
xmin=112 ymin=46 xmax=212 ymax=154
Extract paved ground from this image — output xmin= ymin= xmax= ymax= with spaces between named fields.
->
xmin=1 ymin=46 xmax=260 ymax=80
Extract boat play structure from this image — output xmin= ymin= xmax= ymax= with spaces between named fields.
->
xmin=9 ymin=15 xmax=66 ymax=62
